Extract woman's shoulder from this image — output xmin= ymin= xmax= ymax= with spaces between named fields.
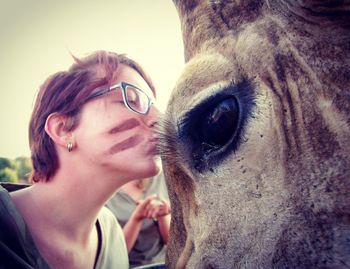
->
xmin=0 ymin=183 xmax=29 ymax=223
xmin=95 ymin=206 xmax=129 ymax=269
xmin=0 ymin=182 xmax=30 ymax=192
xmin=0 ymin=183 xmax=50 ymax=269
xmin=97 ymin=206 xmax=126 ymax=243
xmin=97 ymin=206 xmax=119 ymax=228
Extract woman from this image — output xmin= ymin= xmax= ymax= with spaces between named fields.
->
xmin=106 ymin=172 xmax=171 ymax=268
xmin=0 ymin=50 xmax=161 ymax=269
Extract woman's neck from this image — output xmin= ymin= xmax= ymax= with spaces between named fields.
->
xmin=9 ymin=169 xmax=121 ymax=269
xmin=11 ymin=168 xmax=122 ymax=241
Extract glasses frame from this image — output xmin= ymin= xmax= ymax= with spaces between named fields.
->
xmin=85 ymin=81 xmax=154 ymax=115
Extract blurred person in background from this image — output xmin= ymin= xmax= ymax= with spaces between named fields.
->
xmin=107 ymin=171 xmax=170 ymax=268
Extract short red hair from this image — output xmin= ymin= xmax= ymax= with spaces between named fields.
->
xmin=29 ymin=51 xmax=155 ymax=182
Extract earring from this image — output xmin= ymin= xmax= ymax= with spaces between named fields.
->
xmin=67 ymin=141 xmax=73 ymax=152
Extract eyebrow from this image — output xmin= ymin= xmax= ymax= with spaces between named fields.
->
xmin=86 ymin=85 xmax=117 ymax=101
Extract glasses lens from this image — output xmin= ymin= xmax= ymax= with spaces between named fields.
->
xmin=125 ymin=85 xmax=150 ymax=114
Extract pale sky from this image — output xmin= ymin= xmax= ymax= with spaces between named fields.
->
xmin=0 ymin=0 xmax=184 ymax=159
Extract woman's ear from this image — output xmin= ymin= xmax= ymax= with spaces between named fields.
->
xmin=44 ymin=113 xmax=72 ymax=147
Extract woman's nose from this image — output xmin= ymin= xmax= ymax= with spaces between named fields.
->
xmin=145 ymin=105 xmax=160 ymax=128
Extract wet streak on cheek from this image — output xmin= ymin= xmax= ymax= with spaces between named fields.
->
xmin=108 ymin=118 xmax=140 ymax=134
xmin=109 ymin=135 xmax=144 ymax=154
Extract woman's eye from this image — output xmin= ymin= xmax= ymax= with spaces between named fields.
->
xmin=126 ymin=91 xmax=138 ymax=102
xmin=112 ymin=98 xmax=124 ymax=104
xmin=126 ymin=93 xmax=141 ymax=107
xmin=197 ymin=98 xmax=239 ymax=149
xmin=111 ymin=91 xmax=124 ymax=103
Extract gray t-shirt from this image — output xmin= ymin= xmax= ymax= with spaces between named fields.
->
xmin=106 ymin=173 xmax=169 ymax=267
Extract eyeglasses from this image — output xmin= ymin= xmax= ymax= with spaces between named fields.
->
xmin=85 ymin=81 xmax=155 ymax=115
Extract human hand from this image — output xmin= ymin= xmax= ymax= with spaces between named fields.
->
xmin=131 ymin=195 xmax=171 ymax=222
xmin=131 ymin=195 xmax=157 ymax=222
xmin=147 ymin=197 xmax=171 ymax=220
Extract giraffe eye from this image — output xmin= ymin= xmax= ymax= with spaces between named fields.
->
xmin=178 ymin=79 xmax=255 ymax=172
xmin=198 ymin=98 xmax=239 ymax=148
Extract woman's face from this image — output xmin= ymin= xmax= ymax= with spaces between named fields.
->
xmin=72 ymin=64 xmax=161 ymax=181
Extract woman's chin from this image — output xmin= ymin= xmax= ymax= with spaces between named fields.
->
xmin=129 ymin=159 xmax=161 ymax=180
xmin=147 ymin=158 xmax=162 ymax=177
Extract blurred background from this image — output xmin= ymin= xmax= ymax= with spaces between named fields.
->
xmin=0 ymin=0 xmax=184 ymax=182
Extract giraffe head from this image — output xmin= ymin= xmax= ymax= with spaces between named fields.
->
xmin=161 ymin=1 xmax=350 ymax=268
